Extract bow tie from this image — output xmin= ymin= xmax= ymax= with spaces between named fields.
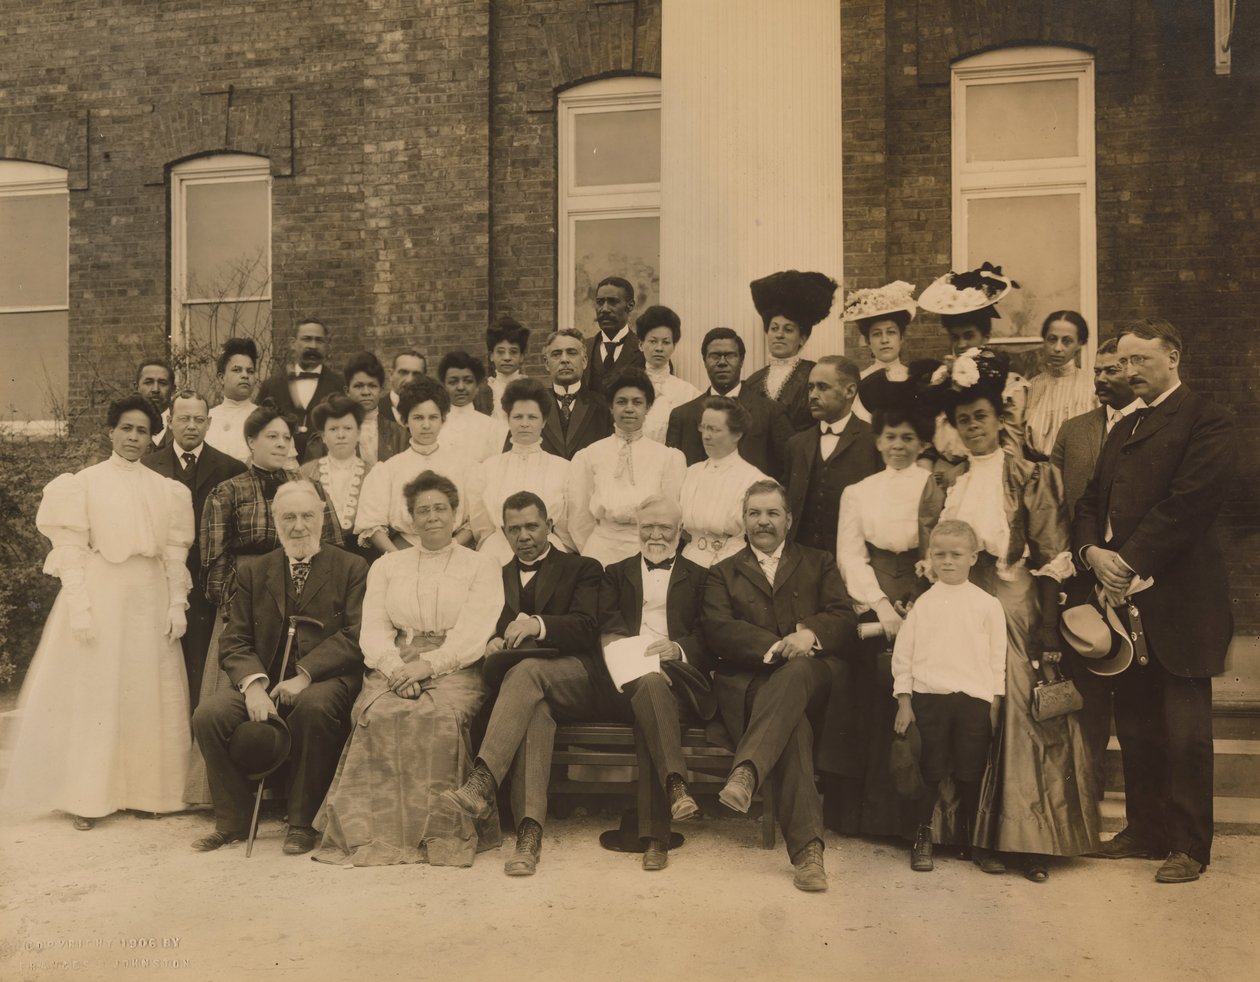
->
xmin=820 ymin=424 xmax=841 ymax=436
xmin=290 ymin=371 xmax=320 ymax=380
xmin=645 ymin=557 xmax=674 ymax=572
xmin=517 ymin=557 xmax=544 ymax=574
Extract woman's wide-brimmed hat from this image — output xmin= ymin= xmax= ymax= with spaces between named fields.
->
xmin=1061 ymin=598 xmax=1135 ymax=678
xmin=919 ymin=346 xmax=1010 ymax=415
xmin=843 ymin=280 xmax=918 ymax=325
xmin=228 ymin=713 xmax=292 ymax=781
xmin=749 ymin=269 xmax=838 ymax=337
xmin=917 ymin=262 xmax=1018 ymax=317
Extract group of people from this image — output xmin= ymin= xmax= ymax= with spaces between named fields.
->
xmin=1 ymin=264 xmax=1235 ymax=893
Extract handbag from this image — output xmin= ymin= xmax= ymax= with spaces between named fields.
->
xmin=1030 ymin=661 xmax=1084 ymax=722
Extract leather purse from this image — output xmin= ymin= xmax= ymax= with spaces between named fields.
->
xmin=1030 ymin=662 xmax=1084 ymax=722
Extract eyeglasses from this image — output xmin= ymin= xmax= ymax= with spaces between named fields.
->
xmin=172 ymin=415 xmax=208 ymax=425
xmin=1116 ymin=355 xmax=1155 ymax=369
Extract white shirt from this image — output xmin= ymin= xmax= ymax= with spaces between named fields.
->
xmin=750 ymin=540 xmax=786 ymax=587
xmin=289 ymin=363 xmax=322 ymax=411
xmin=487 ymin=372 xmax=524 ymax=423
xmin=1105 ymin=398 xmax=1145 ymax=434
xmin=596 ymin=326 xmax=630 ymax=366
xmin=175 ymin=442 xmax=205 ymax=472
xmin=206 ymin=399 xmax=257 ymax=462
xmin=644 ymin=368 xmax=701 ymax=443
xmin=680 ymin=452 xmax=767 ymax=568
xmin=818 ymin=413 xmax=853 ymax=460
xmin=891 ymin=579 xmax=1006 ymax=703
xmin=472 ymin=442 xmax=572 ymax=564
xmin=707 ymin=382 xmax=743 ymax=399
xmin=151 ymin=408 xmax=171 ymax=446
xmin=837 ymin=465 xmax=931 ymax=609
xmin=355 ymin=442 xmax=485 ymax=547
xmin=442 ymin=403 xmax=509 ymax=464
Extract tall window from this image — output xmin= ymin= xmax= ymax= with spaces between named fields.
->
xmin=558 ymin=77 xmax=661 ymax=333
xmin=952 ymin=47 xmax=1096 ymax=360
xmin=0 ymin=161 xmax=69 ymax=433
xmin=171 ymin=154 xmax=272 ymax=393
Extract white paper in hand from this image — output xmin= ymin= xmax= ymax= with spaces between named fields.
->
xmin=603 ymin=635 xmax=660 ymax=692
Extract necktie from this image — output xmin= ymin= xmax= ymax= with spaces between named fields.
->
xmin=291 ymin=560 xmax=312 ymax=598
xmin=556 ymin=391 xmax=575 ymax=427
xmin=645 ymin=557 xmax=674 ymax=572
xmin=603 ymin=341 xmax=617 ymax=373
xmin=290 ymin=371 xmax=320 ymax=380
xmin=181 ymin=451 xmax=196 ymax=469
xmin=1128 ymin=407 xmax=1152 ymax=435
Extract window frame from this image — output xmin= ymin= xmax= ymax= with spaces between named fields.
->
xmin=951 ymin=47 xmax=1097 ymax=359
xmin=557 ymin=76 xmax=662 ymax=332
xmin=0 ymin=160 xmax=70 ymax=435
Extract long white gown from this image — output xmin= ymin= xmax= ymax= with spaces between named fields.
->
xmin=1 ymin=455 xmax=194 ymax=821
xmin=679 ymin=452 xmax=767 ymax=567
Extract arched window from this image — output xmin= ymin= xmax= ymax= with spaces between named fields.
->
xmin=0 ymin=161 xmax=69 ymax=433
xmin=170 ymin=154 xmax=272 ymax=393
xmin=557 ymin=77 xmax=661 ymax=333
xmin=952 ymin=46 xmax=1097 ymax=362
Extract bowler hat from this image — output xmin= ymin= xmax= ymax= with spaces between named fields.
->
xmin=889 ymin=722 xmax=927 ymax=799
xmin=1061 ymin=598 xmax=1134 ymax=678
xmin=597 ymin=809 xmax=685 ymax=854
xmin=228 ymin=713 xmax=292 ymax=781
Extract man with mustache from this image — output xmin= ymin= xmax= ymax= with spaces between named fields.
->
xmin=581 ymin=275 xmax=644 ymax=396
xmin=257 ymin=319 xmax=346 ymax=457
xmin=539 ymin=329 xmax=613 ymax=460
xmin=135 ymin=358 xmax=175 ymax=449
xmin=703 ymin=480 xmax=855 ymax=891
xmin=1074 ymin=318 xmax=1236 ymax=884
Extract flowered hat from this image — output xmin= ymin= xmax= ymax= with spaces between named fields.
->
xmin=917 ymin=262 xmax=1019 ymax=318
xmin=842 ymin=280 xmax=918 ymax=328
xmin=749 ymin=270 xmax=838 ymax=339
xmin=919 ymin=346 xmax=1010 ymax=416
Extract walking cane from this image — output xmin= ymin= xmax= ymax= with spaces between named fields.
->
xmin=246 ymin=614 xmax=325 ymax=857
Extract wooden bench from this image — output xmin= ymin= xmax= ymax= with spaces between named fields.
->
xmin=550 ymin=723 xmax=778 ymax=848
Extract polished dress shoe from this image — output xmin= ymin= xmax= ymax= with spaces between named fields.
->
xmin=1155 ymin=852 xmax=1205 ymax=883
xmin=910 ymin=825 xmax=934 ymax=872
xmin=642 ymin=838 xmax=669 ymax=871
xmin=972 ymin=847 xmax=1007 ymax=874
xmin=191 ymin=830 xmax=245 ymax=852
xmin=792 ymin=839 xmax=827 ymax=892
xmin=283 ymin=825 xmax=319 ymax=855
xmin=443 ymin=762 xmax=497 ymax=822
xmin=718 ymin=762 xmax=757 ymax=815
xmin=504 ymin=819 xmax=543 ymax=876
xmin=667 ymin=774 xmax=699 ymax=822
xmin=1088 ymin=829 xmax=1162 ymax=860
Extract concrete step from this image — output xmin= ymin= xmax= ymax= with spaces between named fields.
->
xmin=1104 ymin=735 xmax=1260 ymax=799
xmin=1100 ymin=792 xmax=1260 ymax=836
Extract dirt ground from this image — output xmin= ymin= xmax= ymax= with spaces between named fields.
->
xmin=2 ymin=808 xmax=1258 ymax=982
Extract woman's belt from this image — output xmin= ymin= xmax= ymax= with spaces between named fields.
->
xmin=692 ymin=532 xmax=731 ymax=553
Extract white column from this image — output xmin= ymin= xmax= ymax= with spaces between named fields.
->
xmin=661 ymin=0 xmax=844 ymax=387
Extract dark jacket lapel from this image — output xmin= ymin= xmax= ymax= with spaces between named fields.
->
xmin=502 ymin=562 xmax=521 ymax=613
xmin=567 ymin=394 xmax=591 ymax=450
xmin=625 ymin=559 xmax=645 ymax=633
xmin=1123 ymin=386 xmax=1186 ymax=448
xmin=265 ymin=552 xmax=288 ymax=621
xmin=297 ymin=549 xmax=331 ymax=610
xmin=773 ymin=543 xmax=801 ymax=594
xmin=665 ymin=561 xmax=690 ymax=634
xmin=735 ymin=549 xmax=772 ymax=596
xmin=534 ymin=550 xmax=561 ymax=611
xmin=825 ymin=415 xmax=861 ymax=463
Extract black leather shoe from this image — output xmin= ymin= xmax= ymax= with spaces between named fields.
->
xmin=1088 ymin=829 xmax=1162 ymax=860
xmin=667 ymin=774 xmax=699 ymax=822
xmin=972 ymin=847 xmax=1007 ymax=874
xmin=443 ymin=763 xmax=498 ymax=822
xmin=911 ymin=825 xmax=934 ymax=872
xmin=792 ymin=839 xmax=827 ymax=892
xmin=642 ymin=838 xmax=669 ymax=871
xmin=718 ymin=762 xmax=757 ymax=815
xmin=282 ymin=825 xmax=319 ymax=855
xmin=191 ymin=830 xmax=245 ymax=852
xmin=1155 ymin=852 xmax=1205 ymax=883
xmin=504 ymin=819 xmax=543 ymax=876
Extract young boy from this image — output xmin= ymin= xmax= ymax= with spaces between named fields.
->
xmin=892 ymin=519 xmax=1006 ymax=872
xmin=480 ymin=315 xmax=531 ymax=422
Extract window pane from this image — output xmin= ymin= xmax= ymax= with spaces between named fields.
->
xmin=574 ymin=109 xmax=661 ymax=187
xmin=180 ymin=300 xmax=271 ymax=396
xmin=966 ymin=193 xmax=1080 ymax=338
xmin=0 ymin=193 xmax=68 ymax=308
xmin=0 ymin=310 xmax=69 ymax=421
xmin=572 ymin=216 xmax=659 ymax=332
xmin=966 ymin=79 xmax=1079 ymax=162
xmin=185 ymin=181 xmax=270 ymax=300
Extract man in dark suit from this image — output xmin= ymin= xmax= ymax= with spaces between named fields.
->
xmin=703 ymin=480 xmax=856 ymax=892
xmin=257 ymin=319 xmax=346 ymax=456
xmin=444 ymin=491 xmax=622 ymax=876
xmin=136 ymin=357 xmax=175 ymax=451
xmin=784 ymin=355 xmax=880 ymax=553
xmin=191 ymin=480 xmax=367 ymax=855
xmin=1073 ymin=317 xmax=1236 ymax=884
xmin=384 ymin=348 xmax=428 ymax=424
xmin=539 ymin=328 xmax=613 ymax=460
xmin=143 ymin=389 xmax=246 ymax=708
xmin=1051 ymin=337 xmax=1141 ymax=795
xmin=666 ymin=327 xmax=795 ymax=481
xmin=581 ymin=275 xmax=644 ymax=396
xmin=598 ymin=495 xmax=715 ymax=870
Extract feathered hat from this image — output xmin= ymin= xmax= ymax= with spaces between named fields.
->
xmin=842 ymin=280 xmax=918 ymax=333
xmin=917 ymin=262 xmax=1019 ymax=329
xmin=750 ymin=270 xmax=838 ymax=340
xmin=919 ymin=346 xmax=1010 ymax=416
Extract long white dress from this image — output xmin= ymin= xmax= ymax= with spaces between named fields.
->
xmin=643 ymin=368 xmax=701 ymax=443
xmin=1 ymin=455 xmax=194 ymax=821
xmin=355 ymin=442 xmax=488 ymax=548
xmin=471 ymin=442 xmax=574 ymax=565
xmin=567 ymin=431 xmax=687 ymax=567
xmin=679 ymin=452 xmax=767 ymax=567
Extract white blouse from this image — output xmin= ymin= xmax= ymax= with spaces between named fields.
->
xmin=1024 ymin=365 xmax=1098 ymax=459
xmin=442 ymin=403 xmax=509 ymax=464
xmin=940 ymin=449 xmax=1011 ymax=566
xmin=358 ymin=543 xmax=504 ymax=679
xmin=205 ymin=399 xmax=257 ymax=463
xmin=314 ymin=454 xmax=368 ymax=532
xmin=679 ymin=452 xmax=767 ymax=567
xmin=644 ymin=368 xmax=701 ymax=443
xmin=567 ymin=431 xmax=687 ymax=552
xmin=486 ymin=372 xmax=524 ymax=423
xmin=473 ymin=442 xmax=574 ymax=563
xmin=837 ymin=464 xmax=931 ymax=608
xmin=355 ymin=442 xmax=487 ymax=547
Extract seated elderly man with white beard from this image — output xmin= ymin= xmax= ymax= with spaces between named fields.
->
xmin=191 ymin=480 xmax=367 ymax=855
